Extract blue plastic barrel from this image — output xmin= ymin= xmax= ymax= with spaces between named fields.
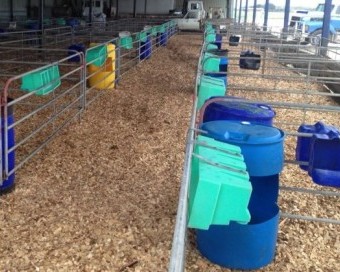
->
xmin=1 ymin=98 xmax=15 ymax=192
xmin=197 ymin=204 xmax=280 ymax=270
xmin=249 ymin=174 xmax=279 ymax=212
xmin=140 ymin=37 xmax=152 ymax=60
xmin=201 ymin=120 xmax=285 ymax=176
xmin=68 ymin=43 xmax=86 ymax=62
xmin=157 ymin=32 xmax=168 ymax=46
xmin=214 ymin=34 xmax=222 ymax=49
xmin=26 ymin=21 xmax=39 ymax=30
xmin=67 ymin=18 xmax=80 ymax=27
xmin=203 ymin=100 xmax=275 ymax=125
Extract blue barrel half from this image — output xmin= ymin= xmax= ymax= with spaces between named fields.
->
xmin=68 ymin=43 xmax=86 ymax=62
xmin=157 ymin=32 xmax=168 ymax=46
xmin=67 ymin=18 xmax=80 ymax=27
xmin=197 ymin=204 xmax=280 ymax=270
xmin=1 ymin=98 xmax=15 ymax=192
xmin=213 ymin=34 xmax=222 ymax=49
xmin=140 ymin=37 xmax=152 ymax=60
xmin=203 ymin=101 xmax=275 ymax=125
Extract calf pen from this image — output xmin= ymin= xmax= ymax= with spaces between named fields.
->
xmin=170 ymin=22 xmax=340 ymax=271
xmin=0 ymin=19 xmax=178 ymax=191
xmin=0 ymin=46 xmax=85 ymax=191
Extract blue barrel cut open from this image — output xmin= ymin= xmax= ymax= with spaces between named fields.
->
xmin=1 ymin=97 xmax=15 ymax=192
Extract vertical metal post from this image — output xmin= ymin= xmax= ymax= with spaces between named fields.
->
xmin=262 ymin=47 xmax=266 ymax=75
xmin=133 ymin=0 xmax=137 ymax=18
xmin=264 ymin=0 xmax=269 ymax=31
xmin=321 ymin=0 xmax=332 ymax=49
xmin=27 ymin=0 xmax=31 ymax=18
xmin=9 ymin=0 xmax=14 ymax=21
xmin=283 ymin=0 xmax=290 ymax=33
xmin=144 ymin=0 xmax=147 ymax=15
xmin=89 ymin=0 xmax=93 ymax=24
xmin=238 ymin=0 xmax=242 ymax=24
xmin=227 ymin=0 xmax=232 ymax=19
xmin=39 ymin=0 xmax=44 ymax=48
xmin=252 ymin=0 xmax=257 ymax=25
xmin=234 ymin=0 xmax=238 ymax=21
xmin=116 ymin=0 xmax=119 ymax=19
xmin=116 ymin=41 xmax=121 ymax=86
xmin=244 ymin=0 xmax=249 ymax=24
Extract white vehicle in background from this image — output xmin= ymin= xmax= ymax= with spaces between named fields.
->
xmin=176 ymin=1 xmax=206 ymax=31
xmin=176 ymin=0 xmax=226 ymax=31
xmin=289 ymin=1 xmax=340 ymax=44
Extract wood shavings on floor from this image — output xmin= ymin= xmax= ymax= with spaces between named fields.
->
xmin=0 ymin=33 xmax=339 ymax=272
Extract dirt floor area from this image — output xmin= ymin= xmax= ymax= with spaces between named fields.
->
xmin=0 ymin=33 xmax=339 ymax=271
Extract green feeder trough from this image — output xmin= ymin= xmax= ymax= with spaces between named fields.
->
xmin=197 ymin=75 xmax=225 ymax=109
xmin=202 ymin=52 xmax=220 ymax=72
xmin=135 ymin=31 xmax=148 ymax=43
xmin=188 ymin=135 xmax=252 ymax=230
xmin=119 ymin=36 xmax=133 ymax=49
xmin=157 ymin=25 xmax=166 ymax=34
xmin=150 ymin=26 xmax=158 ymax=36
xmin=21 ymin=65 xmax=61 ymax=96
xmin=86 ymin=45 xmax=107 ymax=67
xmin=206 ymin=43 xmax=219 ymax=50
xmin=56 ymin=18 xmax=66 ymax=26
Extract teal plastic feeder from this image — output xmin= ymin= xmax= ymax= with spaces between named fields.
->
xmin=56 ymin=18 xmax=66 ymax=26
xmin=119 ymin=31 xmax=133 ymax=49
xmin=86 ymin=45 xmax=107 ymax=67
xmin=202 ymin=52 xmax=220 ymax=73
xmin=21 ymin=65 xmax=61 ymax=96
xmin=197 ymin=76 xmax=225 ymax=110
xmin=151 ymin=26 xmax=158 ymax=36
xmin=189 ymin=135 xmax=252 ymax=230
xmin=135 ymin=31 xmax=148 ymax=43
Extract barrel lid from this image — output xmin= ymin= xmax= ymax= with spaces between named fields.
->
xmin=119 ymin=31 xmax=131 ymax=38
xmin=207 ymin=101 xmax=275 ymax=119
xmin=201 ymin=120 xmax=283 ymax=144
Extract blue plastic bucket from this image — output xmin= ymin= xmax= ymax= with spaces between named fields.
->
xmin=1 ymin=98 xmax=15 ymax=192
xmin=308 ymin=129 xmax=340 ymax=187
xmin=203 ymin=100 xmax=275 ymax=125
xmin=296 ymin=122 xmax=336 ymax=171
xmin=197 ymin=204 xmax=279 ymax=270
xmin=140 ymin=37 xmax=152 ymax=60
xmin=201 ymin=120 xmax=285 ymax=176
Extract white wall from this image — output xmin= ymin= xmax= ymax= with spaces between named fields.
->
xmin=118 ymin=0 xmax=175 ymax=14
